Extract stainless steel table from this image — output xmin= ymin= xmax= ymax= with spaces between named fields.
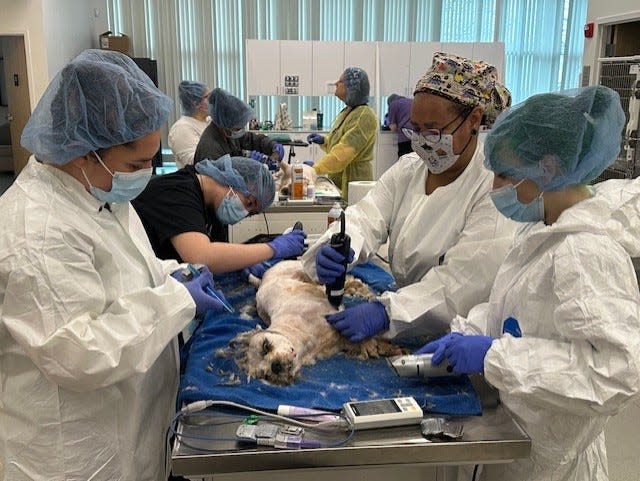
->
xmin=171 ymin=378 xmax=530 ymax=478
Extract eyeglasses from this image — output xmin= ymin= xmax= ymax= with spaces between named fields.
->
xmin=402 ymin=109 xmax=472 ymax=144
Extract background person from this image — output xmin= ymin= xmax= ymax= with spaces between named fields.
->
xmin=386 ymin=93 xmax=413 ymax=156
xmin=193 ymin=87 xmax=284 ymax=167
xmin=421 ymin=85 xmax=640 ymax=481
xmin=133 ymin=154 xmax=305 ymax=274
xmin=168 ymin=80 xmax=212 ymax=168
xmin=306 ymin=67 xmax=377 ymax=199
xmin=1 ymin=49 xmax=221 ymax=481
xmin=302 ymin=52 xmax=515 ymax=343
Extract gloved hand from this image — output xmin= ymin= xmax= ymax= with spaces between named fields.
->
xmin=325 ymin=301 xmax=389 ymax=343
xmin=267 ymin=229 xmax=307 ymax=259
xmin=249 ymin=150 xmax=267 ymax=163
xmin=172 ymin=267 xmax=229 ymax=317
xmin=303 ymin=160 xmax=314 ymax=167
xmin=415 ymin=332 xmax=463 ymax=365
xmin=307 ymin=133 xmax=324 ymax=145
xmin=272 ymin=143 xmax=285 ymax=161
xmin=315 ymin=243 xmax=355 ymax=285
xmin=243 ymin=262 xmax=269 ymax=280
xmin=444 ymin=335 xmax=493 ymax=374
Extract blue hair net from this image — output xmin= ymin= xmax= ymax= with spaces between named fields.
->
xmin=484 ymin=85 xmax=625 ymax=191
xmin=208 ymin=88 xmax=254 ymax=129
xmin=195 ymin=154 xmax=275 ymax=210
xmin=342 ymin=67 xmax=370 ymax=107
xmin=21 ymin=49 xmax=172 ymax=165
xmin=179 ymin=80 xmax=208 ymax=116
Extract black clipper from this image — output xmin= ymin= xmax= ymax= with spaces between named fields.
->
xmin=326 ymin=211 xmax=351 ymax=308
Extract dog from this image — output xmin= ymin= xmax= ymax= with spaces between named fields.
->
xmin=225 ymin=260 xmax=405 ymax=385
xmin=276 ymin=161 xmax=317 ymax=197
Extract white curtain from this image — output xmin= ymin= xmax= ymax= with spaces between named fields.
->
xmin=106 ymin=0 xmax=587 ymax=142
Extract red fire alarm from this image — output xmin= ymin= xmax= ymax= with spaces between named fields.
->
xmin=584 ymin=22 xmax=594 ymax=38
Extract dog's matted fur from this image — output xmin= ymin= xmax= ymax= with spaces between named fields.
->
xmin=226 ymin=260 xmax=404 ymax=385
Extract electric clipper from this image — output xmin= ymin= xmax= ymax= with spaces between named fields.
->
xmin=387 ymin=353 xmax=456 ymax=378
xmin=326 ymin=211 xmax=350 ymax=308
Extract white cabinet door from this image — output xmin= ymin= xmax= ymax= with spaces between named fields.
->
xmin=472 ymin=42 xmax=505 ymax=80
xmin=374 ymin=131 xmax=399 ymax=179
xmin=409 ymin=42 xmax=442 ymax=96
xmin=344 ymin=41 xmax=377 ymax=95
xmin=441 ymin=42 xmax=475 ymax=61
xmin=312 ymin=41 xmax=344 ymax=96
xmin=246 ymin=39 xmax=280 ymax=95
xmin=378 ymin=42 xmax=411 ymax=97
xmin=280 ymin=41 xmax=313 ymax=96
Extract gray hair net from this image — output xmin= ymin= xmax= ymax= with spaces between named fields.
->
xmin=208 ymin=88 xmax=254 ymax=129
xmin=484 ymin=85 xmax=625 ymax=191
xmin=195 ymin=154 xmax=275 ymax=209
xmin=387 ymin=93 xmax=403 ymax=107
xmin=342 ymin=67 xmax=370 ymax=107
xmin=21 ymin=49 xmax=172 ymax=165
xmin=179 ymin=80 xmax=208 ymax=116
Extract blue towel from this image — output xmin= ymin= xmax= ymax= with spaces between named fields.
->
xmin=178 ymin=264 xmax=481 ymax=416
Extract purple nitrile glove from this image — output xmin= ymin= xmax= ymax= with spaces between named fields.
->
xmin=325 ymin=301 xmax=389 ymax=343
xmin=444 ymin=335 xmax=493 ymax=374
xmin=268 ymin=229 xmax=307 ymax=259
xmin=415 ymin=332 xmax=463 ymax=365
xmin=171 ymin=266 xmax=229 ymax=317
xmin=249 ymin=150 xmax=267 ymax=163
xmin=273 ymin=143 xmax=285 ymax=161
xmin=315 ymin=243 xmax=355 ymax=285
xmin=303 ymin=160 xmax=314 ymax=167
xmin=306 ymin=133 xmax=324 ymax=145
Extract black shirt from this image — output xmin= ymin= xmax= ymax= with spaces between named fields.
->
xmin=193 ymin=123 xmax=276 ymax=164
xmin=132 ymin=166 xmax=228 ymax=263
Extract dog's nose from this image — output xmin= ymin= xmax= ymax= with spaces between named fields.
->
xmin=271 ymin=360 xmax=283 ymax=374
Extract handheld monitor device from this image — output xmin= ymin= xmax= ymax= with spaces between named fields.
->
xmin=342 ymin=397 xmax=423 ymax=430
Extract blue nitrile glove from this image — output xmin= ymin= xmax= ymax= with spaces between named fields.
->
xmin=303 ymin=160 xmax=314 ymax=167
xmin=415 ymin=332 xmax=463 ymax=365
xmin=444 ymin=335 xmax=493 ymax=374
xmin=243 ymin=262 xmax=268 ymax=280
xmin=307 ymin=133 xmax=324 ymax=145
xmin=325 ymin=301 xmax=389 ymax=343
xmin=249 ymin=150 xmax=267 ymax=163
xmin=315 ymin=243 xmax=355 ymax=285
xmin=267 ymin=229 xmax=307 ymax=259
xmin=273 ymin=143 xmax=285 ymax=161
xmin=172 ymin=267 xmax=229 ymax=317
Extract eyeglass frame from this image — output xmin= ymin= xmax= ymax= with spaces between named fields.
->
xmin=402 ymin=107 xmax=473 ymax=145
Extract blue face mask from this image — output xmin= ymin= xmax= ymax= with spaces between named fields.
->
xmin=82 ymin=152 xmax=152 ymax=204
xmin=490 ymin=179 xmax=545 ymax=223
xmin=216 ymin=188 xmax=249 ymax=225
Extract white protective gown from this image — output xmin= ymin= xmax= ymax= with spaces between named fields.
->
xmin=452 ymin=178 xmax=640 ymax=481
xmin=0 ymin=158 xmax=195 ymax=481
xmin=302 ymin=144 xmax=517 ymax=338
xmin=168 ymin=115 xmax=210 ymax=168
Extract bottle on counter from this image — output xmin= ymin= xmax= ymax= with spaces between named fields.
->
xmin=292 ymin=159 xmax=304 ymax=200
xmin=327 ymin=201 xmax=343 ymax=228
xmin=307 ymin=183 xmax=315 ymax=201
xmin=316 ymin=109 xmax=323 ymax=130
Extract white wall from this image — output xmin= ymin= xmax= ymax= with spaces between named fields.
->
xmin=582 ymin=1 xmax=640 ymax=82
xmin=42 ymin=0 xmax=107 ymax=79
xmin=0 ymin=0 xmax=108 ymax=109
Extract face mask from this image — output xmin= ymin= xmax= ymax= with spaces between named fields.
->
xmin=411 ymin=133 xmax=459 ymax=174
xmin=82 ymin=152 xmax=152 ymax=204
xmin=229 ymin=128 xmax=245 ymax=139
xmin=490 ymin=179 xmax=545 ymax=223
xmin=216 ymin=188 xmax=249 ymax=225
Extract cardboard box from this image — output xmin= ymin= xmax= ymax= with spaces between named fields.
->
xmin=99 ymin=31 xmax=132 ymax=57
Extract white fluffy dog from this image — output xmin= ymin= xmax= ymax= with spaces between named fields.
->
xmin=226 ymin=260 xmax=404 ymax=385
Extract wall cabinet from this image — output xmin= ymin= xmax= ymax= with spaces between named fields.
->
xmin=246 ymin=40 xmax=280 ymax=95
xmin=312 ymin=41 xmax=344 ymax=95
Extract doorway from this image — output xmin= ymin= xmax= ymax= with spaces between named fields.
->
xmin=0 ymin=35 xmax=31 ymax=177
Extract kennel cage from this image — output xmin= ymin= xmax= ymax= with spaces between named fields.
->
xmin=594 ymin=56 xmax=640 ymax=182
